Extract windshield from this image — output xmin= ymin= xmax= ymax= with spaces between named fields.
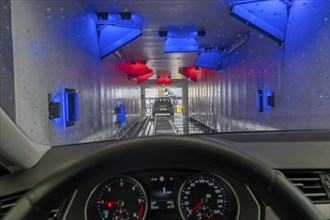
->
xmin=1 ymin=0 xmax=329 ymax=146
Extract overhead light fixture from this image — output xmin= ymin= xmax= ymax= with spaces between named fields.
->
xmin=159 ymin=26 xmax=206 ymax=53
xmin=159 ymin=31 xmax=168 ymax=37
xmin=156 ymin=76 xmax=172 ymax=84
xmin=197 ymin=30 xmax=206 ymax=36
xmin=125 ymin=61 xmax=152 ymax=79
xmin=114 ymin=50 xmax=122 ymax=59
xmin=226 ymin=33 xmax=249 ymax=55
xmin=195 ymin=47 xmax=226 ymax=70
xmin=230 ymin=0 xmax=291 ymax=44
xmin=163 ymin=38 xmax=199 ymax=53
xmin=218 ymin=47 xmax=225 ymax=52
xmin=99 ymin=25 xmax=142 ymax=59
xmin=119 ymin=12 xmax=132 ymax=20
xmin=93 ymin=12 xmax=143 ymax=59
xmin=137 ymin=72 xmax=154 ymax=84
xmin=96 ymin=12 xmax=108 ymax=20
xmin=178 ymin=66 xmax=200 ymax=82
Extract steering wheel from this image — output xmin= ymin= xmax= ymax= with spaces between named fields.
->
xmin=4 ymin=136 xmax=325 ymax=220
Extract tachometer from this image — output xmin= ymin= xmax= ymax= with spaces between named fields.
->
xmin=178 ymin=173 xmax=238 ymax=220
xmin=85 ymin=176 xmax=147 ymax=220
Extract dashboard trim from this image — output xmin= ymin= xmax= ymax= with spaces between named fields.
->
xmin=246 ymin=185 xmax=261 ymax=220
xmin=63 ymin=189 xmax=78 ymax=220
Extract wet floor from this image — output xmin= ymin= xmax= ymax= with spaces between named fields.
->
xmin=142 ymin=114 xmax=217 ymax=137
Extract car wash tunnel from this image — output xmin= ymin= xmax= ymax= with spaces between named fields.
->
xmin=1 ymin=0 xmax=329 ymax=146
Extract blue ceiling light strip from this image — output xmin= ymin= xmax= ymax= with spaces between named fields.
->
xmin=64 ymin=88 xmax=78 ymax=127
xmin=99 ymin=25 xmax=142 ymax=59
xmin=194 ymin=47 xmax=226 ymax=70
xmin=160 ymin=26 xmax=206 ymax=53
xmin=230 ymin=0 xmax=292 ymax=44
xmin=90 ymin=12 xmax=143 ymax=59
xmin=164 ymin=38 xmax=199 ymax=53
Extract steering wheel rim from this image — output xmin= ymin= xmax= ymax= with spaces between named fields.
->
xmin=4 ymin=136 xmax=325 ymax=220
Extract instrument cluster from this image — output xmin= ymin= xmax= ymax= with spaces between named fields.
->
xmin=85 ymin=172 xmax=239 ymax=220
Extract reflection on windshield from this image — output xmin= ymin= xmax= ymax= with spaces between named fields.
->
xmin=0 ymin=0 xmax=329 ymax=146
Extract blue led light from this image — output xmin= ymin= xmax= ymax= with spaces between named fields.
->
xmin=256 ymin=89 xmax=275 ymax=112
xmin=256 ymin=90 xmax=264 ymax=112
xmin=194 ymin=48 xmax=226 ymax=70
xmin=160 ymin=26 xmax=206 ymax=53
xmin=64 ymin=89 xmax=78 ymax=127
xmin=99 ymin=25 xmax=142 ymax=59
xmin=230 ymin=0 xmax=290 ymax=44
xmin=163 ymin=38 xmax=199 ymax=53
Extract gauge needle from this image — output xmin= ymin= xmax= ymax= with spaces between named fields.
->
xmin=191 ymin=200 xmax=204 ymax=213
xmin=100 ymin=201 xmax=118 ymax=208
xmin=137 ymin=205 xmax=144 ymax=219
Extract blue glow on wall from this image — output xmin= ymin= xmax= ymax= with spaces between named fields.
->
xmin=99 ymin=25 xmax=142 ymax=59
xmin=115 ymin=105 xmax=126 ymax=128
xmin=230 ymin=0 xmax=291 ymax=44
xmin=194 ymin=48 xmax=226 ymax=70
xmin=256 ymin=89 xmax=275 ymax=112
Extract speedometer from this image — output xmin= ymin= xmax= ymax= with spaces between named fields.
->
xmin=85 ymin=176 xmax=147 ymax=220
xmin=178 ymin=173 xmax=238 ymax=220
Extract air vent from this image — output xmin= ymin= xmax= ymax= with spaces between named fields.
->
xmin=283 ymin=170 xmax=330 ymax=204
xmin=0 ymin=193 xmax=23 ymax=219
xmin=48 ymin=207 xmax=60 ymax=220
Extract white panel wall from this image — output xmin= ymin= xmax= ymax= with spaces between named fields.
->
xmin=189 ymin=1 xmax=330 ymax=131
xmin=11 ymin=1 xmax=141 ymax=146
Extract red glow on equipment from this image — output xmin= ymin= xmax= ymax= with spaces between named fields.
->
xmin=137 ymin=72 xmax=154 ymax=84
xmin=125 ymin=61 xmax=152 ymax=78
xmin=178 ymin=66 xmax=203 ymax=82
xmin=156 ymin=76 xmax=172 ymax=84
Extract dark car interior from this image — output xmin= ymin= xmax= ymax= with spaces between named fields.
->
xmin=0 ymin=0 xmax=329 ymax=220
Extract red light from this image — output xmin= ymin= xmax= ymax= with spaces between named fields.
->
xmin=137 ymin=72 xmax=154 ymax=84
xmin=156 ymin=76 xmax=172 ymax=84
xmin=125 ymin=61 xmax=152 ymax=78
xmin=178 ymin=66 xmax=203 ymax=82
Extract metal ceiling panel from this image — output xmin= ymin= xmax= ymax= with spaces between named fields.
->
xmin=78 ymin=0 xmax=252 ymax=79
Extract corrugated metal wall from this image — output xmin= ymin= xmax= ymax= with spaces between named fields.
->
xmin=11 ymin=1 xmax=141 ymax=146
xmin=189 ymin=0 xmax=330 ymax=132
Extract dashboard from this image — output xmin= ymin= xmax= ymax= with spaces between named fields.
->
xmin=0 ymin=130 xmax=329 ymax=220
xmin=64 ymin=170 xmax=260 ymax=220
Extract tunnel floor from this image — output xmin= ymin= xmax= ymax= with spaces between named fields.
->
xmin=119 ymin=114 xmax=218 ymax=139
